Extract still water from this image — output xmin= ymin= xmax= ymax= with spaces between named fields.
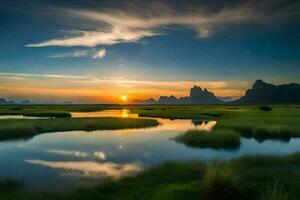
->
xmin=0 ymin=109 xmax=300 ymax=190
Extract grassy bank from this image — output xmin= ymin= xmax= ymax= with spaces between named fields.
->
xmin=2 ymin=153 xmax=300 ymax=200
xmin=0 ymin=117 xmax=159 ymax=140
xmin=0 ymin=105 xmax=125 ymax=118
xmin=174 ymin=129 xmax=241 ymax=149
xmin=1 ymin=104 xmax=300 ymax=140
xmin=216 ymin=106 xmax=300 ymax=141
xmin=129 ymin=104 xmax=300 ymax=140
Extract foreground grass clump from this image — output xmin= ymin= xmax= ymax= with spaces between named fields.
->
xmin=0 ymin=117 xmax=159 ymax=140
xmin=262 ymin=184 xmax=295 ymax=200
xmin=66 ymin=153 xmax=300 ymax=200
xmin=203 ymin=163 xmax=244 ymax=200
xmin=174 ymin=129 xmax=240 ymax=149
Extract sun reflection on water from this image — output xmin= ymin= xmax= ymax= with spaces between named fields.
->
xmin=71 ymin=109 xmax=139 ymax=118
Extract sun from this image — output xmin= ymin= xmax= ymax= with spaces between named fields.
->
xmin=121 ymin=95 xmax=127 ymax=102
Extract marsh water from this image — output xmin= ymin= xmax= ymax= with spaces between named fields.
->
xmin=1 ymin=109 xmax=300 ymax=190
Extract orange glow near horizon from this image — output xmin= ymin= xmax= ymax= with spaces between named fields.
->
xmin=0 ymin=76 xmax=247 ymax=103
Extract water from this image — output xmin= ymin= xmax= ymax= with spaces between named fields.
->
xmin=0 ymin=109 xmax=300 ymax=190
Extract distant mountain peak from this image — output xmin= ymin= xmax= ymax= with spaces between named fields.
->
xmin=235 ymin=80 xmax=300 ymax=104
xmin=253 ymin=79 xmax=267 ymax=88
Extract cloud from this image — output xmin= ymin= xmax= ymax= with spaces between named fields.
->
xmin=0 ymin=71 xmax=247 ymax=102
xmin=92 ymin=49 xmax=106 ymax=59
xmin=0 ymin=72 xmax=87 ymax=79
xmin=49 ymin=50 xmax=89 ymax=58
xmin=25 ymin=160 xmax=143 ymax=178
xmin=50 ymin=48 xmax=106 ymax=59
xmin=25 ymin=1 xmax=264 ymax=47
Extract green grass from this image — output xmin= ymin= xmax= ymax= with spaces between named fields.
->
xmin=0 ymin=104 xmax=300 ymax=141
xmin=0 ymin=117 xmax=159 ymax=140
xmin=262 ymin=184 xmax=295 ymax=200
xmin=3 ymin=153 xmax=300 ymax=200
xmin=174 ymin=129 xmax=241 ymax=149
xmin=202 ymin=163 xmax=244 ymax=200
xmin=131 ymin=105 xmax=300 ymax=141
xmin=0 ymin=104 xmax=125 ymax=118
xmin=60 ymin=152 xmax=300 ymax=200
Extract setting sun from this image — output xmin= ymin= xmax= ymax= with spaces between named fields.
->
xmin=121 ymin=95 xmax=127 ymax=102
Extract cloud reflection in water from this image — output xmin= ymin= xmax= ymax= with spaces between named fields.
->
xmin=25 ymin=160 xmax=143 ymax=178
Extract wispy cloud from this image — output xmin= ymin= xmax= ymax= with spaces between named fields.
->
xmin=49 ymin=50 xmax=89 ymax=58
xmin=49 ymin=48 xmax=106 ymax=59
xmin=92 ymin=49 xmax=106 ymax=59
xmin=25 ymin=2 xmax=263 ymax=47
xmin=0 ymin=72 xmax=87 ymax=79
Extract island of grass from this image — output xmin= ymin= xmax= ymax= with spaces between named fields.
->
xmin=0 ymin=117 xmax=159 ymax=140
xmin=174 ymin=129 xmax=241 ymax=149
xmin=2 ymin=153 xmax=300 ymax=200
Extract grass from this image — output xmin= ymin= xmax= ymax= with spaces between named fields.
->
xmin=2 ymin=153 xmax=300 ymax=200
xmin=131 ymin=105 xmax=300 ymax=141
xmin=0 ymin=104 xmax=300 ymax=141
xmin=202 ymin=163 xmax=244 ymax=200
xmin=61 ymin=152 xmax=300 ymax=200
xmin=0 ymin=104 xmax=125 ymax=118
xmin=262 ymin=184 xmax=295 ymax=200
xmin=0 ymin=117 xmax=159 ymax=140
xmin=174 ymin=129 xmax=241 ymax=149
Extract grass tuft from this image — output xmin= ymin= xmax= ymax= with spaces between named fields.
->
xmin=174 ymin=129 xmax=240 ymax=149
xmin=262 ymin=184 xmax=295 ymax=200
xmin=202 ymin=163 xmax=244 ymax=200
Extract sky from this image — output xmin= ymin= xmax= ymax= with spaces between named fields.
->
xmin=0 ymin=0 xmax=299 ymax=103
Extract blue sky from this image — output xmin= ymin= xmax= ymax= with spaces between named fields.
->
xmin=0 ymin=0 xmax=299 ymax=103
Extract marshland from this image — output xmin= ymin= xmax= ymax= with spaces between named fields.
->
xmin=0 ymin=105 xmax=300 ymax=200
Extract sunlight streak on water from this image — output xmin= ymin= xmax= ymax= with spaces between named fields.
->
xmin=71 ymin=109 xmax=139 ymax=118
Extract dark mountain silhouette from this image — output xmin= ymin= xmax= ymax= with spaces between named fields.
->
xmin=0 ymin=98 xmax=15 ymax=104
xmin=234 ymin=80 xmax=300 ymax=104
xmin=135 ymin=85 xmax=222 ymax=104
xmin=189 ymin=86 xmax=222 ymax=104
xmin=158 ymin=95 xmax=178 ymax=104
xmin=62 ymin=101 xmax=72 ymax=104
xmin=20 ymin=99 xmax=31 ymax=104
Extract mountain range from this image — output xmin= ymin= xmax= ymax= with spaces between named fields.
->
xmin=1 ymin=80 xmax=299 ymax=105
xmin=135 ymin=80 xmax=300 ymax=104
xmin=0 ymin=98 xmax=31 ymax=105
xmin=233 ymin=80 xmax=300 ymax=104
xmin=136 ymin=85 xmax=222 ymax=104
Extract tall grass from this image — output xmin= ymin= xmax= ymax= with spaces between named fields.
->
xmin=2 ymin=153 xmax=300 ymax=200
xmin=262 ymin=184 xmax=295 ymax=200
xmin=174 ymin=129 xmax=240 ymax=149
xmin=202 ymin=163 xmax=244 ymax=200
